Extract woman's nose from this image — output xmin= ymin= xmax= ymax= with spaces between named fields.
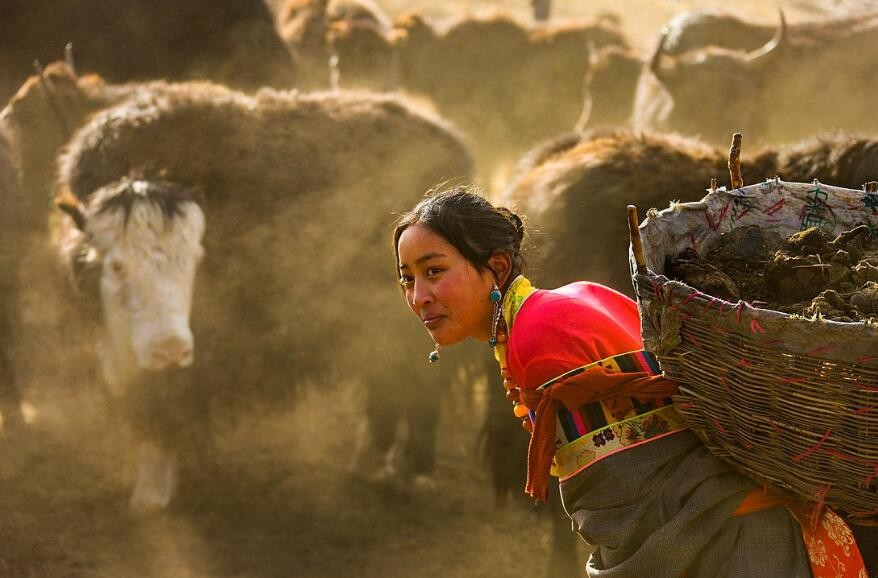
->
xmin=410 ymin=280 xmax=434 ymax=309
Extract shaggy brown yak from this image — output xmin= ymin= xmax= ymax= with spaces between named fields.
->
xmin=53 ymin=82 xmax=474 ymax=510
xmin=0 ymin=0 xmax=297 ymax=104
xmin=281 ymin=4 xmax=629 ymax=178
xmin=0 ymin=126 xmax=24 ymax=431
xmin=634 ymin=11 xmax=878 ymax=147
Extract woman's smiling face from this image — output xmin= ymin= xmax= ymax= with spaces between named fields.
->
xmin=396 ymin=223 xmax=495 ymax=345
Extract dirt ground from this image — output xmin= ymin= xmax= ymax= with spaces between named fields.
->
xmin=1 ymin=379 xmax=577 ymax=578
xmin=4 ymin=1 xmax=876 ymax=578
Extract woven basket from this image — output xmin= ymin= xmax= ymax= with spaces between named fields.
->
xmin=629 ymin=178 xmax=878 ymax=521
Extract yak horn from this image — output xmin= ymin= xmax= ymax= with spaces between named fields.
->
xmin=56 ymin=189 xmax=88 ymax=232
xmin=33 ymin=59 xmax=54 ymax=93
xmin=33 ymin=59 xmax=72 ymax=136
xmin=745 ymin=9 xmax=786 ymax=66
xmin=576 ymin=41 xmax=599 ymax=130
xmin=648 ymin=27 xmax=672 ymax=84
xmin=65 ymin=42 xmax=77 ymax=77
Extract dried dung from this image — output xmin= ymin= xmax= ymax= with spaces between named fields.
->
xmin=666 ymin=225 xmax=878 ymax=322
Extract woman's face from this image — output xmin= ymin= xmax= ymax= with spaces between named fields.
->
xmin=397 ymin=223 xmax=495 ymax=345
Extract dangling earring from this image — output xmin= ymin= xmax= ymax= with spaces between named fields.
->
xmin=428 ymin=343 xmax=440 ymax=363
xmin=489 ymin=282 xmax=503 ymax=347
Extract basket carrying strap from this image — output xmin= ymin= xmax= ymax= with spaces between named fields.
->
xmin=733 ymin=488 xmax=866 ymax=576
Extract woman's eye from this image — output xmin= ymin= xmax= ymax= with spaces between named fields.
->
xmin=399 ymin=275 xmax=414 ymax=288
xmin=426 ymin=267 xmax=443 ymax=277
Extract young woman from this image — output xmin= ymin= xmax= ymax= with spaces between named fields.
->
xmin=394 ymin=185 xmax=865 ymax=577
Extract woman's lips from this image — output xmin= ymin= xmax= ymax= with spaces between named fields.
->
xmin=421 ymin=315 xmax=444 ymax=329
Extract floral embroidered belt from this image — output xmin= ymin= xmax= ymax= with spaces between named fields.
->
xmin=546 ymin=350 xmax=688 ymax=481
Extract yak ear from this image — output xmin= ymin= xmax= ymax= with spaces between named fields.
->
xmin=55 ymin=187 xmax=87 ymax=231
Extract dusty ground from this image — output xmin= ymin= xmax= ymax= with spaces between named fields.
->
xmin=0 ymin=380 xmax=576 ymax=578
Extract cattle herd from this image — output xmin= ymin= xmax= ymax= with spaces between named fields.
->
xmin=2 ymin=1 xmax=878 ymax=577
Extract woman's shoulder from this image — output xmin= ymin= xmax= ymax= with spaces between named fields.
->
xmin=507 ymin=283 xmax=641 ymax=387
xmin=551 ymin=281 xmax=636 ymax=305
xmin=523 ymin=282 xmax=638 ymax=321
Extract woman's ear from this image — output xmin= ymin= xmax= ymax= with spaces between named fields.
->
xmin=487 ymin=251 xmax=513 ymax=289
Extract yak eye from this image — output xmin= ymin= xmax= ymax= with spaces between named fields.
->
xmin=109 ymin=260 xmax=125 ymax=275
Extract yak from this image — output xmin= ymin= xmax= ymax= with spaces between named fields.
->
xmin=0 ymin=126 xmax=24 ymax=431
xmin=282 ymin=4 xmax=629 ymax=179
xmin=393 ymin=11 xmax=628 ymax=178
xmin=577 ymin=44 xmax=643 ymax=132
xmin=1 ymin=63 xmax=135 ymax=239
xmin=52 ymin=82 xmax=473 ymax=509
xmin=499 ymin=129 xmax=878 ymax=293
xmin=278 ymin=0 xmax=395 ymax=91
xmin=633 ymin=11 xmax=878 ymax=148
xmin=0 ymin=0 xmax=296 ymax=104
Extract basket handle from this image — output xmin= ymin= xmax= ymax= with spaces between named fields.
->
xmin=728 ymin=133 xmax=744 ymax=189
xmin=628 ymin=205 xmax=647 ymax=275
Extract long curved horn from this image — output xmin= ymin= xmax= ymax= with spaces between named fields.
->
xmin=576 ymin=41 xmax=598 ymax=130
xmin=648 ymin=27 xmax=672 ymax=85
xmin=745 ymin=9 xmax=786 ymax=66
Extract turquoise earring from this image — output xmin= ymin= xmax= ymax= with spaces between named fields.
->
xmin=489 ymin=282 xmax=502 ymax=347
xmin=428 ymin=343 xmax=440 ymax=363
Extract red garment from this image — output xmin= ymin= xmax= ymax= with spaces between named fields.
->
xmin=506 ymin=282 xmax=643 ymax=390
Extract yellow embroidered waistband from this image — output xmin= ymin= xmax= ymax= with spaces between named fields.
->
xmin=552 ymin=404 xmax=688 ymax=481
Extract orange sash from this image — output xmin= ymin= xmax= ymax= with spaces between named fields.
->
xmin=734 ymin=488 xmax=866 ymax=577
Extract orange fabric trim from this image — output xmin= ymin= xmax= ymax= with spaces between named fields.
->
xmin=519 ymin=366 xmax=679 ymax=503
xmin=732 ymin=488 xmax=787 ymax=517
xmin=732 ymin=488 xmax=867 ymax=577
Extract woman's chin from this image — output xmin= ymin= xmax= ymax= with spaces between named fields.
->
xmin=430 ymin=329 xmax=460 ymax=347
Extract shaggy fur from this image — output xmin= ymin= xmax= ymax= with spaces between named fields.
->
xmin=1 ymin=63 xmax=202 ymax=241
xmin=279 ymin=0 xmax=394 ymax=91
xmin=0 ymin=126 xmax=24 ymax=429
xmin=0 ymin=0 xmax=296 ymax=104
xmin=55 ymin=81 xmax=474 ymax=506
xmin=578 ymin=45 xmax=643 ymax=131
xmin=500 ymin=129 xmax=878 ymax=295
xmin=635 ymin=11 xmax=878 ymax=147
xmin=393 ymin=12 xmax=629 ymax=173
xmin=282 ymin=5 xmax=629 ymax=175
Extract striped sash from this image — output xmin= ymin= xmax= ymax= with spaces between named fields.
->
xmin=544 ymin=350 xmax=688 ymax=480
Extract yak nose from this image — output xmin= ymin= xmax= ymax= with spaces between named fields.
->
xmin=148 ymin=335 xmax=194 ymax=370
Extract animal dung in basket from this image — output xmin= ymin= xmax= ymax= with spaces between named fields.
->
xmin=665 ymin=224 xmax=878 ymax=322
xmin=628 ymin=177 xmax=878 ymax=520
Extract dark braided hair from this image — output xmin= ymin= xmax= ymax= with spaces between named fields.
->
xmin=393 ymin=185 xmax=526 ymax=289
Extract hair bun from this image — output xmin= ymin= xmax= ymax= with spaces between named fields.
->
xmin=497 ymin=206 xmax=525 ymax=246
xmin=509 ymin=211 xmax=525 ymax=244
